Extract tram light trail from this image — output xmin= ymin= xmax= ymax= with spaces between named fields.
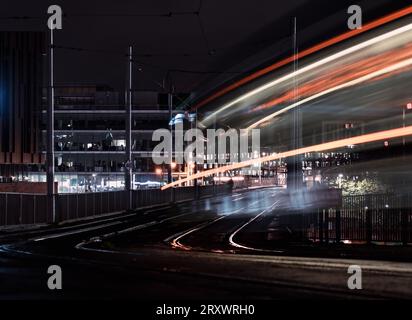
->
xmin=247 ymin=56 xmax=412 ymax=129
xmin=200 ymin=21 xmax=412 ymax=127
xmin=161 ymin=125 xmax=412 ymax=190
xmin=195 ymin=5 xmax=412 ymax=117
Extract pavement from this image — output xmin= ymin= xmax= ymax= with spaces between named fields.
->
xmin=1 ymin=187 xmax=412 ymax=300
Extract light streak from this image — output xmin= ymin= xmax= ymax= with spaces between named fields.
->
xmin=247 ymin=56 xmax=412 ymax=129
xmin=250 ymin=43 xmax=412 ymax=113
xmin=161 ymin=125 xmax=412 ymax=190
xmin=229 ymin=199 xmax=283 ymax=253
xmin=200 ymin=22 xmax=412 ymax=126
xmin=193 ymin=5 xmax=412 ymax=112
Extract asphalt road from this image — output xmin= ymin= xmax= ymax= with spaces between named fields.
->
xmin=1 ymin=187 xmax=412 ymax=300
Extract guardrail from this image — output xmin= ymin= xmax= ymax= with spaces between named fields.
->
xmin=280 ymin=193 xmax=412 ymax=245
xmin=0 ymin=193 xmax=49 ymax=225
xmin=0 ymin=184 xmax=232 ymax=228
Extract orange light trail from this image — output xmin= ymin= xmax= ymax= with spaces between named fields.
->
xmin=191 ymin=5 xmax=412 ymax=111
xmin=251 ymin=43 xmax=412 ymax=113
xmin=161 ymin=125 xmax=412 ymax=190
xmin=247 ymin=56 xmax=412 ymax=129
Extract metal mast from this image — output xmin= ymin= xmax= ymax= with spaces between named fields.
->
xmin=47 ymin=28 xmax=55 ymax=222
xmin=125 ymin=45 xmax=133 ymax=210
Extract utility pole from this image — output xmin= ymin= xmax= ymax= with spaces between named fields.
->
xmin=403 ymin=104 xmax=407 ymax=147
xmin=213 ymin=114 xmax=217 ymax=194
xmin=168 ymin=91 xmax=173 ymax=184
xmin=288 ymin=17 xmax=303 ymax=191
xmin=125 ymin=45 xmax=133 ymax=211
xmin=193 ymin=111 xmax=199 ymax=199
xmin=47 ymin=28 xmax=56 ymax=223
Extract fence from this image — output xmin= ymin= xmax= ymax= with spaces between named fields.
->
xmin=232 ymin=176 xmax=284 ymax=189
xmin=0 ymin=193 xmax=49 ymax=225
xmin=280 ymin=193 xmax=412 ymax=245
xmin=0 ymin=184 xmax=231 ymax=227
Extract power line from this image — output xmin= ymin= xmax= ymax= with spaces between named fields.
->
xmin=63 ymin=11 xmax=199 ymax=18
xmin=1 ymin=9 xmax=284 ymax=57
xmin=53 ymin=44 xmax=244 ymax=75
xmin=195 ymin=0 xmax=215 ymax=56
xmin=0 ymin=16 xmax=43 ymax=20
xmin=197 ymin=14 xmax=213 ymax=54
xmin=0 ymin=11 xmax=199 ymax=20
xmin=197 ymin=0 xmax=203 ymax=13
xmin=53 ymin=45 xmax=122 ymax=56
xmin=169 ymin=68 xmax=241 ymax=75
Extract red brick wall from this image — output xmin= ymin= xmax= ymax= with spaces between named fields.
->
xmin=0 ymin=182 xmax=58 ymax=194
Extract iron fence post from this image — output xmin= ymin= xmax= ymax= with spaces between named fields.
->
xmin=336 ymin=208 xmax=341 ymax=243
xmin=19 ymin=194 xmax=23 ymax=224
xmin=318 ymin=209 xmax=324 ymax=243
xmin=5 ymin=193 xmax=8 ymax=226
xmin=366 ymin=207 xmax=372 ymax=244
xmin=401 ymin=194 xmax=409 ymax=246
xmin=33 ymin=195 xmax=36 ymax=224
xmin=325 ymin=209 xmax=329 ymax=244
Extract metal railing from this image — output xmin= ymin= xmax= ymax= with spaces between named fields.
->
xmin=280 ymin=193 xmax=412 ymax=245
xmin=0 ymin=184 xmax=232 ymax=227
xmin=0 ymin=193 xmax=49 ymax=226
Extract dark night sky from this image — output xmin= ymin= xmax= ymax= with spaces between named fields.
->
xmin=0 ymin=0 xmax=409 ymax=93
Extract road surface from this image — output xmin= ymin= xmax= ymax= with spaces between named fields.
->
xmin=1 ymin=187 xmax=412 ymax=300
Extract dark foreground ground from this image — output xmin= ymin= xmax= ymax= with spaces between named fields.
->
xmin=1 ymin=187 xmax=412 ymax=300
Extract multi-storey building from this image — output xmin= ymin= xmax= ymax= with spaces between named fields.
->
xmin=17 ymin=84 xmax=187 ymax=193
xmin=0 ymin=32 xmax=45 ymax=179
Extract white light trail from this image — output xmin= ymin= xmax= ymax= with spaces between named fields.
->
xmin=201 ymin=22 xmax=412 ymax=127
xmin=161 ymin=125 xmax=412 ymax=190
xmin=247 ymin=57 xmax=412 ymax=129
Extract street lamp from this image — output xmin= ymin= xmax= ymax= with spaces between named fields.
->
xmin=168 ymin=113 xmax=185 ymax=184
xmin=168 ymin=113 xmax=186 ymax=126
xmin=338 ymin=173 xmax=344 ymax=189
xmin=92 ymin=174 xmax=97 ymax=192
